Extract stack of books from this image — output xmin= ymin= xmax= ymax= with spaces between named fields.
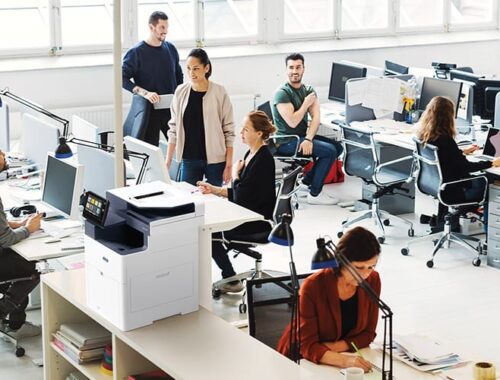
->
xmin=52 ymin=321 xmax=111 ymax=365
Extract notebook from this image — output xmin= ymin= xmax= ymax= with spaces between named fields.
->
xmin=476 ymin=127 xmax=500 ymax=160
xmin=153 ymin=94 xmax=174 ymax=110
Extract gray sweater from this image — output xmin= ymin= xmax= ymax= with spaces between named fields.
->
xmin=0 ymin=198 xmax=29 ymax=250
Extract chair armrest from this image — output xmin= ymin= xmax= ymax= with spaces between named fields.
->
xmin=98 ymin=130 xmax=114 ymax=146
xmin=374 ymin=155 xmax=415 ymax=185
xmin=438 ymin=176 xmax=488 ymax=207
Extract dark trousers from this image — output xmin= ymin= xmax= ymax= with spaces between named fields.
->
xmin=212 ymin=221 xmax=271 ymax=279
xmin=0 ymin=248 xmax=39 ymax=328
xmin=144 ymin=108 xmax=171 ymax=147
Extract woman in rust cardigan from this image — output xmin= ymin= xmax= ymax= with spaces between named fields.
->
xmin=277 ymin=226 xmax=381 ymax=372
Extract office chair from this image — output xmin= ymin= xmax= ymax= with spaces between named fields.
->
xmin=256 ymin=101 xmax=312 ymax=175
xmin=401 ymin=138 xmax=486 ymax=268
xmin=247 ymin=273 xmax=312 ymax=351
xmin=211 ymin=166 xmax=302 ymax=313
xmin=0 ymin=275 xmax=39 ymax=357
xmin=337 ymin=125 xmax=415 ymax=243
xmin=123 ymin=95 xmax=152 ymax=141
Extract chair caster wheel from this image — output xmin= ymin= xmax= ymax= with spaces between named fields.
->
xmin=239 ymin=303 xmax=247 ymax=314
xmin=426 ymin=260 xmax=434 ymax=268
xmin=337 ymin=231 xmax=343 ymax=238
xmin=401 ymin=248 xmax=409 ymax=256
xmin=472 ymin=258 xmax=481 ymax=267
xmin=15 ymin=347 xmax=25 ymax=357
xmin=408 ymin=228 xmax=414 ymax=237
xmin=212 ymin=288 xmax=221 ymax=299
xmin=383 ymin=219 xmax=390 ymax=226
xmin=377 ymin=236 xmax=385 ymax=244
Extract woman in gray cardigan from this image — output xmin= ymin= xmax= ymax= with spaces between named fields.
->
xmin=166 ymin=48 xmax=235 ymax=186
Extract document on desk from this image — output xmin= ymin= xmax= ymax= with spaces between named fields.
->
xmin=386 ymin=334 xmax=467 ymax=372
xmin=347 ymin=78 xmax=405 ymax=114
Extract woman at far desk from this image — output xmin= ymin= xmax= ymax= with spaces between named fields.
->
xmin=418 ymin=96 xmax=500 ymax=225
xmin=198 ymin=110 xmax=276 ymax=293
xmin=277 ymin=226 xmax=380 ymax=372
xmin=166 ymin=48 xmax=235 ymax=186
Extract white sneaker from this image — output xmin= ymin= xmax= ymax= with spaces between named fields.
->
xmin=307 ymin=192 xmax=339 ymax=205
xmin=4 ymin=322 xmax=41 ymax=339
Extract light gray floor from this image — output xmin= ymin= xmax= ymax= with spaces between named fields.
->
xmin=1 ymin=175 xmax=498 ymax=379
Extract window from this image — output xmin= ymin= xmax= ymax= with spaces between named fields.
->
xmin=341 ymin=0 xmax=389 ymax=32
xmin=203 ymin=0 xmax=258 ymax=41
xmin=137 ymin=0 xmax=195 ymax=42
xmin=398 ymin=0 xmax=444 ymax=29
xmin=60 ymin=0 xmax=114 ymax=46
xmin=283 ymin=0 xmax=334 ymax=35
xmin=0 ymin=1 xmax=50 ymax=50
xmin=0 ymin=0 xmax=498 ymax=57
xmin=450 ymin=0 xmax=496 ymax=26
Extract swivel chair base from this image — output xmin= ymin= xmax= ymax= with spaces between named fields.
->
xmin=401 ymin=214 xmax=484 ymax=268
xmin=0 ymin=320 xmax=25 ymax=357
xmin=212 ymin=256 xmax=285 ymax=314
xmin=338 ymin=197 xmax=414 ymax=244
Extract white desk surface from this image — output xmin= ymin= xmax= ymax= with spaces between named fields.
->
xmin=42 ymin=268 xmax=315 ymax=380
xmin=201 ymin=194 xmax=263 ymax=231
xmin=301 ymin=352 xmax=475 ymax=380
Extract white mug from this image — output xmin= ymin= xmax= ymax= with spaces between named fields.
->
xmin=345 ymin=366 xmax=364 ymax=380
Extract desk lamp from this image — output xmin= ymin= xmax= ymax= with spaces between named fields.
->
xmin=311 ymin=237 xmax=394 ymax=380
xmin=55 ymin=137 xmax=149 ymax=185
xmin=268 ymin=213 xmax=301 ymax=364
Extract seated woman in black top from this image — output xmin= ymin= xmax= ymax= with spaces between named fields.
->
xmin=198 ymin=111 xmax=276 ymax=293
xmin=417 ymin=96 xmax=500 ymax=225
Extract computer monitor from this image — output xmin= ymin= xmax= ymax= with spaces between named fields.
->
xmin=477 ymin=78 xmax=500 ymax=121
xmin=418 ymin=77 xmax=462 ymax=117
xmin=21 ymin=113 xmax=60 ymax=169
xmin=328 ymin=62 xmax=367 ymax=102
xmin=384 ymin=60 xmax=409 ymax=75
xmin=42 ymin=154 xmax=84 ymax=220
xmin=77 ymin=144 xmax=116 ymax=198
xmin=0 ymin=103 xmax=9 ymax=152
xmin=456 ymin=83 xmax=473 ymax=125
xmin=124 ymin=136 xmax=171 ymax=184
xmin=72 ymin=115 xmax=100 ymax=143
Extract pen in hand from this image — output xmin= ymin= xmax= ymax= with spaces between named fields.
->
xmin=351 ymin=342 xmax=380 ymax=373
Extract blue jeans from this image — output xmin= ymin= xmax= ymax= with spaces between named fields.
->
xmin=180 ymin=159 xmax=225 ymax=186
xmin=277 ymin=135 xmax=343 ymax=196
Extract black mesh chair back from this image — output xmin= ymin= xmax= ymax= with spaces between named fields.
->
xmin=247 ymin=273 xmax=312 ymax=350
xmin=340 ymin=125 xmax=377 ymax=181
xmin=257 ymin=101 xmax=273 ymax=121
xmin=413 ymin=138 xmax=442 ymax=198
xmin=123 ymin=95 xmax=152 ymax=141
xmin=274 ymin=166 xmax=301 ymax=224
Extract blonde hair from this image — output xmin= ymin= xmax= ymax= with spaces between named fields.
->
xmin=247 ymin=110 xmax=277 ymax=140
xmin=418 ymin=96 xmax=456 ymax=144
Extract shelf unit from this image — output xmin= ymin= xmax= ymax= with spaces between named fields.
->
xmin=41 ymin=268 xmax=310 ymax=380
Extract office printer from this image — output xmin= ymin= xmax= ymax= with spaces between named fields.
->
xmin=84 ymin=181 xmax=204 ymax=331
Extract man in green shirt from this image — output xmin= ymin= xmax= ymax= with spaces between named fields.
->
xmin=272 ymin=53 xmax=343 ymax=205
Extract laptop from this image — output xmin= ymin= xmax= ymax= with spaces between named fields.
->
xmin=475 ymin=127 xmax=500 ymax=160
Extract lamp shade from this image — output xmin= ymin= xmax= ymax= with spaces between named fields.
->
xmin=55 ymin=137 xmax=73 ymax=159
xmin=311 ymin=238 xmax=338 ymax=270
xmin=268 ymin=214 xmax=294 ymax=246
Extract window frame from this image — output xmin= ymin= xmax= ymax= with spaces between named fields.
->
xmin=0 ymin=0 xmax=498 ymax=58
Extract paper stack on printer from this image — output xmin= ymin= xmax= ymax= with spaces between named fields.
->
xmin=390 ymin=334 xmax=467 ymax=372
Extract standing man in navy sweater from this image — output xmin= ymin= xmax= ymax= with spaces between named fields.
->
xmin=122 ymin=11 xmax=183 ymax=146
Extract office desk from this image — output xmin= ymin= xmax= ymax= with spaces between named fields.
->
xmin=199 ymin=195 xmax=263 ymax=309
xmin=301 ymin=351 xmax=474 ymax=380
xmin=42 ymin=268 xmax=314 ymax=380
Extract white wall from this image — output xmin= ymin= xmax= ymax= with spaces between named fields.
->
xmin=1 ymin=38 xmax=499 ymax=156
